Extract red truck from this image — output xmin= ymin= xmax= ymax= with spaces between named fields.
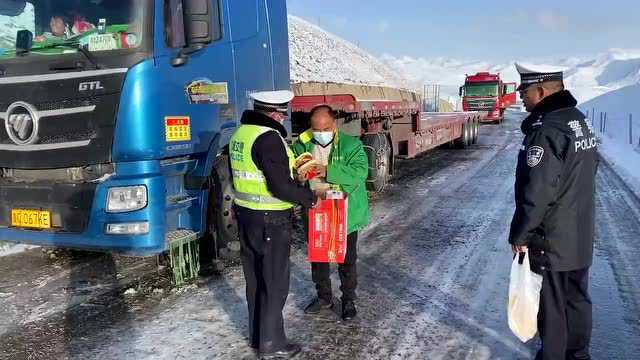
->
xmin=291 ymin=82 xmax=481 ymax=192
xmin=459 ymin=72 xmax=517 ymax=124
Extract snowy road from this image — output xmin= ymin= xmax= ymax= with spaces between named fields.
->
xmin=1 ymin=112 xmax=639 ymax=359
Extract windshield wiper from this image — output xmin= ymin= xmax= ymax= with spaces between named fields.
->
xmin=37 ymin=41 xmax=105 ymax=70
xmin=74 ymin=45 xmax=104 ymax=69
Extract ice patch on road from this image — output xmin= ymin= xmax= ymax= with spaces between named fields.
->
xmin=0 ymin=243 xmax=38 ymax=257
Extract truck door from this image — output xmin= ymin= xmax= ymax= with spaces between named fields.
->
xmin=227 ymin=0 xmax=275 ymax=118
xmin=503 ymin=82 xmax=517 ymax=107
xmin=145 ymin=0 xmax=235 ymax=159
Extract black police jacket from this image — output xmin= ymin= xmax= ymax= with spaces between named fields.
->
xmin=508 ymin=90 xmax=598 ymax=272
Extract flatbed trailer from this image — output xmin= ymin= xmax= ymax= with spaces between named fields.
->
xmin=291 ymin=82 xmax=481 ymax=192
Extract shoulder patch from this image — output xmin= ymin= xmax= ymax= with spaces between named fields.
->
xmin=526 ymin=146 xmax=544 ymax=167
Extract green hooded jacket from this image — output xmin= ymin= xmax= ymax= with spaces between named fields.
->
xmin=292 ymin=130 xmax=370 ymax=234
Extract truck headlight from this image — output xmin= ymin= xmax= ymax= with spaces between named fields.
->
xmin=106 ymin=186 xmax=147 ymax=213
xmin=106 ymin=222 xmax=149 ymax=235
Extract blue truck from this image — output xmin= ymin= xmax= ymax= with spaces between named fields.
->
xmin=0 ymin=0 xmax=289 ymax=269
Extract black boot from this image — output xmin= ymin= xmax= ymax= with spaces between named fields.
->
xmin=304 ymin=297 xmax=333 ymax=314
xmin=259 ymin=343 xmax=301 ymax=359
xmin=341 ymin=300 xmax=357 ymax=320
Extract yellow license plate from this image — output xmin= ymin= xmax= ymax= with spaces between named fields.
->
xmin=11 ymin=209 xmax=51 ymax=229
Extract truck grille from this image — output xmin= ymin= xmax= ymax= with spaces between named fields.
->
xmin=466 ymin=99 xmax=497 ymax=111
xmin=0 ymin=70 xmax=125 ymax=169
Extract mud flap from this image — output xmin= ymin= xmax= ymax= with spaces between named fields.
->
xmin=168 ymin=230 xmax=200 ymax=286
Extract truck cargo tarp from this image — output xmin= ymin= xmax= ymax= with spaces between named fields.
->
xmin=292 ymin=82 xmax=420 ymax=103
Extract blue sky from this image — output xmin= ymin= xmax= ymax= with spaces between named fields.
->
xmin=286 ymin=0 xmax=640 ymax=62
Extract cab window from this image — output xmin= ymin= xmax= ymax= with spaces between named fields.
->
xmin=164 ymin=0 xmax=223 ymax=48
xmin=164 ymin=0 xmax=185 ymax=48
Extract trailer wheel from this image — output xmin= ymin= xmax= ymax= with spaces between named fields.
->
xmin=200 ymin=155 xmax=239 ymax=272
xmin=362 ymin=133 xmax=390 ymax=192
xmin=455 ymin=121 xmax=471 ymax=149
xmin=472 ymin=118 xmax=479 ymax=144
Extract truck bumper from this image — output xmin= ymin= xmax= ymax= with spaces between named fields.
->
xmin=479 ymin=110 xmax=503 ymax=122
xmin=0 ymin=159 xmax=199 ymax=256
xmin=0 ymin=227 xmax=164 ymax=256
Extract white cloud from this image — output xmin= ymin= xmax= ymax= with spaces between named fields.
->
xmin=504 ymin=9 xmax=570 ymax=32
xmin=376 ymin=20 xmax=390 ymax=33
xmin=535 ymin=10 xmax=570 ymax=32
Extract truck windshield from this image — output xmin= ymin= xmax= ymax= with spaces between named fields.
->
xmin=0 ymin=0 xmax=148 ymax=59
xmin=464 ymin=83 xmax=499 ymax=97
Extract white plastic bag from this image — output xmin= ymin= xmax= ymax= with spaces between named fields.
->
xmin=508 ymin=250 xmax=543 ymax=342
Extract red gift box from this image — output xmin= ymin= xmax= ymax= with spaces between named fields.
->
xmin=308 ymin=197 xmax=348 ymax=263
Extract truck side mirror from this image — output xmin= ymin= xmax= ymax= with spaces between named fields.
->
xmin=458 ymin=86 xmax=463 ymax=97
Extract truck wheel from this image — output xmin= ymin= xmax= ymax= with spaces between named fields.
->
xmin=200 ymin=155 xmax=239 ymax=270
xmin=362 ymin=134 xmax=390 ymax=192
xmin=215 ymin=156 xmax=238 ymax=250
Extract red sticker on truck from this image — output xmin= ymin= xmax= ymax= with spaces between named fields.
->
xmin=165 ymin=116 xmax=191 ymax=142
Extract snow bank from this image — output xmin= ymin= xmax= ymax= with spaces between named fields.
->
xmin=580 ymin=84 xmax=640 ymax=123
xmin=288 ymin=15 xmax=409 ymax=89
xmin=579 ymin=84 xmax=640 ymax=195
xmin=599 ymin=141 xmax=640 ymax=196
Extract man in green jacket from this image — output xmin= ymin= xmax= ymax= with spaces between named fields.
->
xmin=292 ymin=105 xmax=370 ymax=321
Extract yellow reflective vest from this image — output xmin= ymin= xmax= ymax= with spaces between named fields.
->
xmin=229 ymin=125 xmax=295 ymax=211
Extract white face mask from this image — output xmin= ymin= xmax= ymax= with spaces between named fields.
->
xmin=313 ymin=131 xmax=334 ymax=146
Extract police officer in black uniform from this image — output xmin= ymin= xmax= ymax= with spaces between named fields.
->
xmin=509 ymin=63 xmax=598 ymax=360
xmin=230 ymin=90 xmax=316 ymax=359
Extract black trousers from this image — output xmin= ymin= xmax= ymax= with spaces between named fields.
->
xmin=236 ymin=206 xmax=293 ymax=352
xmin=536 ymin=268 xmax=592 ymax=360
xmin=311 ymin=231 xmax=358 ymax=302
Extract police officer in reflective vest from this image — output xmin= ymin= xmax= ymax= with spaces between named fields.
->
xmin=230 ymin=90 xmax=315 ymax=359
xmin=509 ymin=63 xmax=598 ymax=360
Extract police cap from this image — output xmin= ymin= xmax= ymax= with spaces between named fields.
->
xmin=515 ymin=62 xmax=567 ymax=91
xmin=249 ymin=90 xmax=295 ymax=114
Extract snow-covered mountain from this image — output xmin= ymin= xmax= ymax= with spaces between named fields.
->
xmin=564 ymin=49 xmax=640 ymax=103
xmin=380 ymin=49 xmax=640 ymax=105
xmin=379 ymin=56 xmax=518 ymax=107
xmin=288 ymin=15 xmax=409 ymax=89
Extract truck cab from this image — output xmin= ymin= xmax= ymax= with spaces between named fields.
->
xmin=460 ymin=72 xmax=516 ymax=123
xmin=0 ymin=0 xmax=289 ymax=256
